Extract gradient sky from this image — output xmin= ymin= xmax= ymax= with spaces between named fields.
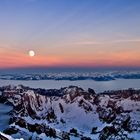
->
xmin=0 ymin=0 xmax=140 ymax=69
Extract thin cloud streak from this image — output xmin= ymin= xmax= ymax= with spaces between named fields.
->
xmin=74 ymin=38 xmax=140 ymax=46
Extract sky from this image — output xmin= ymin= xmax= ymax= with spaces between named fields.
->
xmin=0 ymin=0 xmax=140 ymax=70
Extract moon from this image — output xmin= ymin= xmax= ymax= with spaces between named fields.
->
xmin=29 ymin=50 xmax=35 ymax=57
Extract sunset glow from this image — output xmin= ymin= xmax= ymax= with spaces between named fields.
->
xmin=0 ymin=0 xmax=140 ymax=69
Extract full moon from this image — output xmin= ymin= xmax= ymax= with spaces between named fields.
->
xmin=29 ymin=50 xmax=35 ymax=57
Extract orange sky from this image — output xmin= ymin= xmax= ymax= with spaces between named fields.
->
xmin=0 ymin=0 xmax=140 ymax=69
xmin=0 ymin=39 xmax=140 ymax=69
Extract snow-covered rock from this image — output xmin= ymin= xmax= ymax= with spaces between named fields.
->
xmin=0 ymin=132 xmax=23 ymax=140
xmin=0 ymin=85 xmax=140 ymax=140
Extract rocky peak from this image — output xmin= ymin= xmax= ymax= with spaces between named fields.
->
xmin=0 ymin=85 xmax=140 ymax=140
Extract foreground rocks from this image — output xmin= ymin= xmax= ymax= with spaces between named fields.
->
xmin=0 ymin=85 xmax=140 ymax=140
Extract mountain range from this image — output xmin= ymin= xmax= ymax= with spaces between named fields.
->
xmin=0 ymin=85 xmax=139 ymax=140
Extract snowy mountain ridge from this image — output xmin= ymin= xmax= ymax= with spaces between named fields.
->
xmin=0 ymin=85 xmax=140 ymax=140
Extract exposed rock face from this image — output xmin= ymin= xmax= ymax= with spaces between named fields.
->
xmin=99 ymin=126 xmax=118 ymax=140
xmin=0 ymin=132 xmax=23 ymax=140
xmin=0 ymin=134 xmax=9 ymax=140
xmin=3 ymin=127 xmax=19 ymax=135
xmin=0 ymin=85 xmax=140 ymax=140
